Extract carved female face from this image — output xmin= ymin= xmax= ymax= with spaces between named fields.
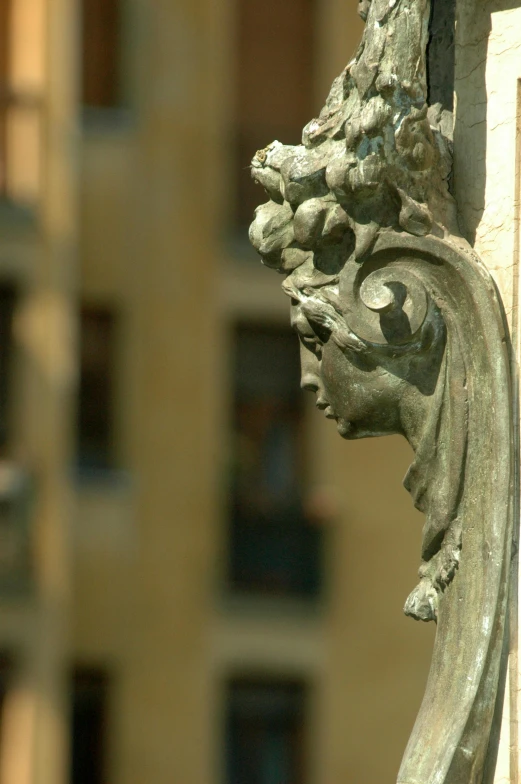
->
xmin=292 ymin=300 xmax=408 ymax=440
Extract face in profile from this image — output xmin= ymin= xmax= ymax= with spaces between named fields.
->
xmin=291 ymin=299 xmax=411 ymax=441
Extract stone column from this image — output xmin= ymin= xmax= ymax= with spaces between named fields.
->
xmin=454 ymin=3 xmax=521 ymax=782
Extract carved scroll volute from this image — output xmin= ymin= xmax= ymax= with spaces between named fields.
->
xmin=248 ymin=0 xmax=513 ymax=782
xmin=342 ymin=256 xmax=429 ymax=346
xmin=368 ymin=234 xmax=512 ymax=784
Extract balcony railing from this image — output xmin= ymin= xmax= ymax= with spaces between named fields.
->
xmin=229 ymin=508 xmax=323 ymax=599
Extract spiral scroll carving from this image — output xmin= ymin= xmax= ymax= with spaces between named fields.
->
xmin=343 ymin=259 xmax=429 ymax=347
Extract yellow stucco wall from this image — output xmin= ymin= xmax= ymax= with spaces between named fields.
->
xmin=72 ymin=3 xmax=434 ymax=784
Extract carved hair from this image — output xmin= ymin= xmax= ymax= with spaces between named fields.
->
xmin=249 ymin=0 xmax=456 ymax=270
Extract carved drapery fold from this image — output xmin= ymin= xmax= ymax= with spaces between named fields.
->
xmin=249 ymin=1 xmax=513 ymax=782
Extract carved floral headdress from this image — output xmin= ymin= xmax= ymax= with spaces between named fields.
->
xmin=249 ymin=0 xmax=457 ymax=276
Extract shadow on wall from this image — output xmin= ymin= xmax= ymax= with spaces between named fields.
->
xmin=453 ymin=0 xmax=489 ymax=245
xmin=452 ymin=0 xmax=521 ymax=244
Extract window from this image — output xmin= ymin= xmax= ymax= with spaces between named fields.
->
xmin=234 ymin=0 xmax=315 ymax=229
xmin=0 ymin=466 xmax=33 ymax=595
xmin=0 ymin=652 xmax=14 ymax=714
xmin=70 ymin=667 xmax=109 ymax=784
xmin=226 ymin=679 xmax=306 ymax=784
xmin=77 ymin=307 xmax=116 ymax=470
xmin=0 ymin=285 xmax=16 ymax=450
xmin=228 ymin=324 xmax=322 ymax=598
xmin=81 ymin=0 xmax=121 ymax=108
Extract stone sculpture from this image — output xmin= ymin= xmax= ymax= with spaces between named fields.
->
xmin=249 ymin=0 xmax=513 ymax=781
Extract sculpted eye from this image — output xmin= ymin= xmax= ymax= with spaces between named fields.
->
xmin=299 ymin=333 xmax=323 ymax=358
xmin=290 ymin=301 xmax=329 ymax=354
xmin=308 ymin=319 xmax=331 ymax=347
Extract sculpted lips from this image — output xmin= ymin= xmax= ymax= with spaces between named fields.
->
xmin=317 ymin=394 xmax=350 ymax=433
xmin=316 ymin=397 xmax=336 ymax=419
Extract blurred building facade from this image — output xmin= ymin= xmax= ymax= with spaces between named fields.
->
xmin=0 ymin=1 xmax=436 ymax=783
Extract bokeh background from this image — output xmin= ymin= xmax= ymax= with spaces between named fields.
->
xmin=0 ymin=1 xmax=435 ymax=782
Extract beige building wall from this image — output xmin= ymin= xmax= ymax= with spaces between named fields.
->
xmin=0 ymin=0 xmax=440 ymax=783
xmin=73 ymin=2 xmax=435 ymax=784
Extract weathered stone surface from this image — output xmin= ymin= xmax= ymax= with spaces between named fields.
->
xmin=249 ymin=1 xmax=513 ymax=782
xmin=452 ymin=8 xmax=521 ymax=781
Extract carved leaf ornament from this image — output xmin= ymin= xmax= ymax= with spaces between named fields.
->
xmin=249 ymin=1 xmax=513 ymax=782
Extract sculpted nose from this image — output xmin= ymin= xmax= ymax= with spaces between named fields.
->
xmin=299 ymin=337 xmax=321 ymax=393
xmin=301 ymin=373 xmax=319 ymax=393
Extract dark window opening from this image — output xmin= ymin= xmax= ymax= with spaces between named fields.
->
xmin=77 ymin=306 xmax=116 ymax=470
xmin=228 ymin=324 xmax=322 ymax=598
xmin=70 ymin=666 xmax=109 ymax=784
xmin=0 ymin=470 xmax=33 ymax=596
xmin=0 ymin=653 xmax=20 ymax=760
xmin=234 ymin=0 xmax=316 ymax=229
xmin=0 ymin=651 xmax=14 ymax=710
xmin=226 ymin=678 xmax=306 ymax=784
xmin=81 ymin=0 xmax=121 ymax=108
xmin=0 ymin=284 xmax=16 ymax=451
